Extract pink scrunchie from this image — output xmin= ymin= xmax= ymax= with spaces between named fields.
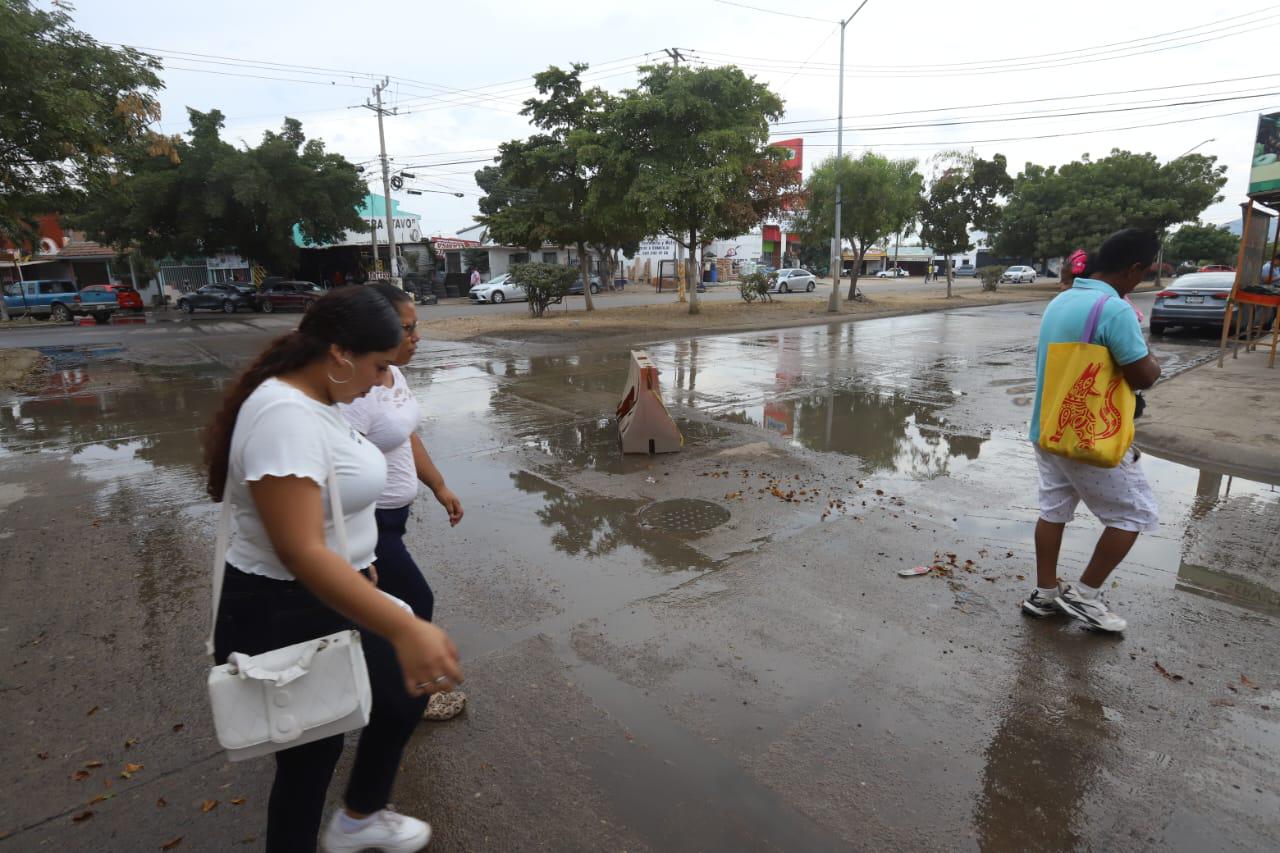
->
xmin=1069 ymin=249 xmax=1089 ymax=275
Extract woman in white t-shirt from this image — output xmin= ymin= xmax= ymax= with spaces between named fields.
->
xmin=204 ymin=287 xmax=460 ymax=853
xmin=340 ymin=283 xmax=466 ymax=720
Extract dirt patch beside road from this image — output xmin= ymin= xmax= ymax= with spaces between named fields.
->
xmin=0 ymin=347 xmax=45 ymax=392
xmin=424 ymin=284 xmax=1063 ymax=344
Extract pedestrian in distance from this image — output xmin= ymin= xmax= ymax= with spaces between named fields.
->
xmin=1260 ymin=252 xmax=1280 ymax=285
xmin=469 ymin=268 xmax=481 ymax=289
xmin=1022 ymin=228 xmax=1163 ymax=633
xmin=340 ymin=281 xmax=467 ymax=721
xmin=204 ymin=286 xmax=461 ymax=853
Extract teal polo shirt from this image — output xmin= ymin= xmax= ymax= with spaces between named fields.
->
xmin=1029 ymin=278 xmax=1149 ymax=442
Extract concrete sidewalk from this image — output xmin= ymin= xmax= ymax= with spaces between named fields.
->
xmin=1137 ymin=345 xmax=1280 ymax=483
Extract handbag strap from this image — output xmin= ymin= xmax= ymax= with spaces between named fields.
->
xmin=206 ymin=446 xmax=349 ymax=656
xmin=1080 ymin=293 xmax=1112 ymax=344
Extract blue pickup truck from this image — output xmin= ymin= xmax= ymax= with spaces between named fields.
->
xmin=2 ymin=279 xmax=118 ymax=323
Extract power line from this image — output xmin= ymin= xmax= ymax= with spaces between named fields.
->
xmin=789 ymin=104 xmax=1269 ymax=149
xmin=689 ymin=5 xmax=1280 ymax=73
xmin=774 ymin=88 xmax=1280 ymax=135
xmin=711 ymin=0 xmax=837 ymax=24
xmin=768 ymin=73 xmax=1280 ymax=126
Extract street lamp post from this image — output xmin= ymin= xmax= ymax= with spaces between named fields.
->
xmin=828 ymin=1 xmax=871 ymax=313
xmin=1156 ymin=137 xmax=1215 ymax=284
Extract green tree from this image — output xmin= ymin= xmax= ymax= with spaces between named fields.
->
xmin=611 ymin=64 xmax=789 ymax=314
xmin=993 ymin=150 xmax=1227 ymax=279
xmin=476 ymin=64 xmax=645 ymax=312
xmin=1163 ymin=222 xmax=1239 ymax=267
xmin=919 ymin=152 xmax=1010 ymax=297
xmin=0 ymin=0 xmax=165 ymax=247
xmin=792 ymin=152 xmax=922 ymax=300
xmin=72 ymin=109 xmax=366 ymax=273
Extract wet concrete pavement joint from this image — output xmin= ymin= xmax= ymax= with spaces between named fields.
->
xmin=0 ymin=296 xmax=1276 ymax=851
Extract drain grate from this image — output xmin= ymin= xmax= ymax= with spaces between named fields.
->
xmin=638 ymin=498 xmax=731 ymax=533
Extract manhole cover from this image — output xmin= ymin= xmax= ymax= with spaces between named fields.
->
xmin=638 ymin=499 xmax=731 ymax=533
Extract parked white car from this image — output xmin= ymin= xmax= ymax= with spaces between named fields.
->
xmin=468 ymin=273 xmax=527 ymax=304
xmin=1000 ymin=265 xmax=1037 ymax=284
xmin=875 ymin=267 xmax=909 ymax=278
xmin=768 ymin=268 xmax=817 ymax=293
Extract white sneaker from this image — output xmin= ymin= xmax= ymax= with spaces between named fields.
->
xmin=1056 ymin=583 xmax=1127 ymax=633
xmin=320 ymin=808 xmax=431 ymax=853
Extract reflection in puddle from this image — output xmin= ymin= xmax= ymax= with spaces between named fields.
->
xmin=717 ymin=383 xmax=986 ymax=477
xmin=976 ymin=635 xmax=1116 ymax=852
xmin=511 ymin=470 xmax=716 ymax=572
xmin=1173 ymin=467 xmax=1280 ymax=616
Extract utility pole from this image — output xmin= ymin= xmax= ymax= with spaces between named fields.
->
xmin=664 ymin=48 xmax=692 ymax=305
xmin=828 ymin=1 xmax=871 ymax=313
xmin=1154 ymin=136 xmax=1215 ymax=287
xmin=363 ymin=78 xmax=398 ymax=278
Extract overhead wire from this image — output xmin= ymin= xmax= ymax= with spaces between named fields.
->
xmin=688 ymin=5 xmax=1280 ymax=73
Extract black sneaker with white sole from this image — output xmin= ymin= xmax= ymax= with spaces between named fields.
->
xmin=1021 ymin=586 xmax=1064 ymax=618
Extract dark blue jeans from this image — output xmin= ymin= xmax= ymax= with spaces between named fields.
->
xmin=373 ymin=505 xmax=435 ymax=622
xmin=214 ymin=548 xmax=431 ymax=851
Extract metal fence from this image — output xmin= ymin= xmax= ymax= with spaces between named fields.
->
xmin=157 ymin=263 xmax=211 ymax=294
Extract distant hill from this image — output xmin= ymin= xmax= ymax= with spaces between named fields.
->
xmin=1219 ymin=216 xmax=1278 ymax=238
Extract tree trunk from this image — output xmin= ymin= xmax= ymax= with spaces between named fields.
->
xmin=577 ymin=242 xmax=594 ymax=312
xmin=846 ymin=244 xmax=866 ymax=301
xmin=945 ymin=253 xmax=954 ymax=298
xmin=687 ymin=228 xmax=700 ymax=315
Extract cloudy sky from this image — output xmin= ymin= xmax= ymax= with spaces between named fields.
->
xmin=72 ymin=0 xmax=1280 ymax=235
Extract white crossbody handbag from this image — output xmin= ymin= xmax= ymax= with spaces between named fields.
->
xmin=206 ymin=460 xmax=372 ymax=762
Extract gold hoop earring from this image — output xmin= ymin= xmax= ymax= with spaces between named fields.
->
xmin=328 ymin=356 xmax=355 ymax=385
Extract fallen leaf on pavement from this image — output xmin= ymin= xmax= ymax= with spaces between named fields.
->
xmin=72 ymin=811 xmax=94 ymax=822
xmin=156 ymin=797 xmax=167 ymax=808
xmin=160 ymin=837 xmax=183 ymax=850
xmin=36 ymin=752 xmax=48 ymax=760
xmin=86 ymin=706 xmax=99 ymax=716
xmin=201 ymin=800 xmax=217 ymax=813
xmin=71 ymin=770 xmax=90 ymax=782
xmin=1015 ymin=574 xmax=1026 ymax=581
xmin=84 ymin=761 xmax=103 ymax=769
xmin=124 ymin=738 xmax=138 ymax=749
xmin=123 ymin=763 xmax=144 ymax=773
xmin=172 ymin=723 xmax=184 ymax=733
xmin=1209 ymin=698 xmax=1235 ymax=707
xmin=1153 ymin=661 xmax=1184 ymax=682
xmin=230 ymin=797 xmax=245 ymax=806
xmin=88 ymin=793 xmax=113 ymax=805
xmin=1241 ymin=675 xmax=1259 ymax=689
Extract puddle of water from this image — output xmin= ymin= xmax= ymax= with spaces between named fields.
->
xmin=715 ymin=382 xmax=987 ymax=477
xmin=510 ymin=470 xmax=717 ymax=573
xmin=511 ymin=415 xmax=730 ymax=475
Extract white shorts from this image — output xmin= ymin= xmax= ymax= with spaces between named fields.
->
xmin=1034 ymin=445 xmax=1159 ymax=533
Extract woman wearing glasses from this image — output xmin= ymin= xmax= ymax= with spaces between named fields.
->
xmin=341 ymin=281 xmax=467 ymax=721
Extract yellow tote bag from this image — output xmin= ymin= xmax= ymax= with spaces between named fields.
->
xmin=1038 ymin=294 xmax=1136 ymax=468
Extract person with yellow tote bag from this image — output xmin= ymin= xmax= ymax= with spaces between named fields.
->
xmin=1021 ymin=229 xmax=1164 ymax=633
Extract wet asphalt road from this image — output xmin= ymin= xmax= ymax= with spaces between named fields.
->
xmin=1 ymin=295 xmax=1277 ymax=852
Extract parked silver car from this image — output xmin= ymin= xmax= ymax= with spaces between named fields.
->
xmin=468 ymin=273 xmax=526 ymax=304
xmin=1000 ymin=265 xmax=1037 ymax=284
xmin=768 ymin=268 xmax=817 ymax=293
xmin=1149 ymin=272 xmax=1274 ymax=335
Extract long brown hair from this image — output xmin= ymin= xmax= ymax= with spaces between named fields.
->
xmin=203 ymin=286 xmax=401 ymax=500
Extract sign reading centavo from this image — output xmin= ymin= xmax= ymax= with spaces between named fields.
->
xmin=291 ymin=194 xmax=423 ymax=248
